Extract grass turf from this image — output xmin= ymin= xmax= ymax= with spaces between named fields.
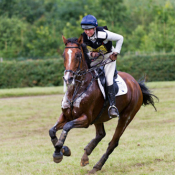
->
xmin=0 ymin=82 xmax=175 ymax=174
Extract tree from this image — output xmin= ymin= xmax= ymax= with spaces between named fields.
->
xmin=0 ymin=17 xmax=28 ymax=58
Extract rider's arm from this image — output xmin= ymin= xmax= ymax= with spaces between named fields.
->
xmin=104 ymin=30 xmax=124 ymax=54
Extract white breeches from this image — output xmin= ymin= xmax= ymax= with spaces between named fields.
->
xmin=90 ymin=52 xmax=116 ymax=86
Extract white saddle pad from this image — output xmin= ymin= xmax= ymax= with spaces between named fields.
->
xmin=98 ymin=74 xmax=128 ymax=99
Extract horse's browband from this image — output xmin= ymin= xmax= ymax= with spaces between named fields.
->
xmin=65 ymin=47 xmax=80 ymax=49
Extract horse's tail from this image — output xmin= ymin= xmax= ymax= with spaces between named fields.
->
xmin=138 ymin=80 xmax=159 ymax=111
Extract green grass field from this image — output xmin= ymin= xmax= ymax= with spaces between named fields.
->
xmin=0 ymin=82 xmax=175 ymax=175
xmin=0 ymin=86 xmax=64 ymax=98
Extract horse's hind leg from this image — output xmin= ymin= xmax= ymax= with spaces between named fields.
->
xmin=81 ymin=123 xmax=106 ymax=166
xmin=89 ymin=109 xmax=138 ymax=174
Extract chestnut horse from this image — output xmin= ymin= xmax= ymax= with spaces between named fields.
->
xmin=49 ymin=35 xmax=158 ymax=174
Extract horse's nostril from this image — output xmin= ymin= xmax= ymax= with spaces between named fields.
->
xmin=68 ymin=77 xmax=73 ymax=84
xmin=63 ymin=76 xmax=66 ymax=82
xmin=63 ymin=74 xmax=74 ymax=85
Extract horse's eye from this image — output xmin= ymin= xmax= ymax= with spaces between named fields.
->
xmin=76 ymin=53 xmax=81 ymax=58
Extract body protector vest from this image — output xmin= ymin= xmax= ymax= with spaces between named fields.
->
xmin=82 ymin=26 xmax=112 ymax=54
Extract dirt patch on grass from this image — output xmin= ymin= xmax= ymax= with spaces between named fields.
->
xmin=134 ymin=163 xmax=144 ymax=167
xmin=161 ymin=119 xmax=175 ymax=123
xmin=154 ymin=159 xmax=164 ymax=162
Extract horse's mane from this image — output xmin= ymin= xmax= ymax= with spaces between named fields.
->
xmin=67 ymin=38 xmax=91 ymax=68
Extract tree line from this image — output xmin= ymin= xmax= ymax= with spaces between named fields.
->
xmin=0 ymin=0 xmax=175 ymax=59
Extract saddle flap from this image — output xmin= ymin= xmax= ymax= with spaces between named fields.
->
xmin=97 ymin=69 xmax=128 ymax=99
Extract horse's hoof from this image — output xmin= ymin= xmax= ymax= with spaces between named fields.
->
xmin=88 ymin=168 xmax=99 ymax=174
xmin=61 ymin=146 xmax=71 ymax=156
xmin=81 ymin=152 xmax=89 ymax=167
xmin=80 ymin=160 xmax=89 ymax=167
xmin=53 ymin=151 xmax=63 ymax=163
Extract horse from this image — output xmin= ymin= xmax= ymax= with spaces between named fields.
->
xmin=49 ymin=35 xmax=158 ymax=174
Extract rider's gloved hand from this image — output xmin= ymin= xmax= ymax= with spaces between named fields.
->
xmin=110 ymin=52 xmax=118 ymax=61
xmin=90 ymin=52 xmax=100 ymax=58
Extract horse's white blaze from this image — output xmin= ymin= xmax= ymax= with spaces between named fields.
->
xmin=64 ymin=72 xmax=70 ymax=82
xmin=63 ymin=49 xmax=72 ymax=82
xmin=67 ymin=49 xmax=72 ymax=67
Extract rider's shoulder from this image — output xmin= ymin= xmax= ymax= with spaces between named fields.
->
xmin=97 ymin=26 xmax=107 ymax=39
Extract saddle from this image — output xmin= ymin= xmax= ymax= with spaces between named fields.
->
xmin=96 ymin=66 xmax=119 ymax=96
xmin=91 ymin=67 xmax=127 ymax=124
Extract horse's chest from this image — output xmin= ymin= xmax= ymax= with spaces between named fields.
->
xmin=61 ymin=92 xmax=88 ymax=109
xmin=62 ymin=92 xmax=89 ymax=119
xmin=62 ymin=105 xmax=83 ymax=120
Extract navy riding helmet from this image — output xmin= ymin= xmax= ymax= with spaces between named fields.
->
xmin=81 ymin=15 xmax=98 ymax=29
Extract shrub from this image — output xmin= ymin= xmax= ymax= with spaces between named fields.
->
xmin=0 ymin=59 xmax=64 ymax=88
xmin=0 ymin=55 xmax=174 ymax=89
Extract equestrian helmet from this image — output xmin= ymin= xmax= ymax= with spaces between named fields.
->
xmin=81 ymin=15 xmax=98 ymax=29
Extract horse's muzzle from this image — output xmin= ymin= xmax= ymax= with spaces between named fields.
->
xmin=63 ymin=76 xmax=74 ymax=85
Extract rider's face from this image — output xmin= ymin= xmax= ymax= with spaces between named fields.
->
xmin=84 ymin=28 xmax=95 ymax=37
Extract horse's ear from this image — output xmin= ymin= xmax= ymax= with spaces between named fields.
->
xmin=62 ymin=35 xmax=68 ymax=45
xmin=78 ymin=34 xmax=83 ymax=44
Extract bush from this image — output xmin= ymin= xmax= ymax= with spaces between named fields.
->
xmin=0 ymin=59 xmax=64 ymax=88
xmin=118 ymin=54 xmax=175 ymax=81
xmin=0 ymin=55 xmax=174 ymax=89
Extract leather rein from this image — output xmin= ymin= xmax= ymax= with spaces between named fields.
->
xmin=63 ymin=44 xmax=112 ymax=113
xmin=64 ymin=45 xmax=96 ymax=111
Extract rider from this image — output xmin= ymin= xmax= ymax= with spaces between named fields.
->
xmin=81 ymin=14 xmax=124 ymax=118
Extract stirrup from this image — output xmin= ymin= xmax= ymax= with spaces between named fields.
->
xmin=108 ymin=105 xmax=119 ymax=118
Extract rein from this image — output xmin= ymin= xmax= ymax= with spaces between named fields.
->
xmin=64 ymin=44 xmax=95 ymax=110
xmin=64 ymin=44 xmax=113 ymax=113
xmin=64 ymin=45 xmax=113 ymax=77
xmin=66 ymin=71 xmax=95 ymax=111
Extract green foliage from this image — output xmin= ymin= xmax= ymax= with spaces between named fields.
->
xmin=118 ymin=54 xmax=175 ymax=81
xmin=0 ymin=59 xmax=64 ymax=88
xmin=0 ymin=0 xmax=175 ymax=60
xmin=0 ymin=0 xmax=45 ymax=23
xmin=123 ymin=0 xmax=175 ymax=53
xmin=0 ymin=54 xmax=174 ymax=88
xmin=0 ymin=16 xmax=28 ymax=58
xmin=24 ymin=25 xmax=59 ymax=57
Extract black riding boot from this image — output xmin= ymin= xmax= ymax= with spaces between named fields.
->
xmin=107 ymin=85 xmax=119 ymax=118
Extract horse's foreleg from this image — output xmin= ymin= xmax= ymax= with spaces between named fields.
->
xmin=49 ymin=113 xmax=66 ymax=147
xmin=53 ymin=114 xmax=89 ymax=163
xmin=81 ymin=123 xmax=106 ymax=167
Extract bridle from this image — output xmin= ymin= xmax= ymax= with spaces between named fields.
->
xmin=63 ymin=42 xmax=115 ymax=124
xmin=64 ymin=45 xmax=112 ymax=78
xmin=63 ymin=46 xmax=84 ymax=79
xmin=63 ymin=44 xmax=96 ymax=110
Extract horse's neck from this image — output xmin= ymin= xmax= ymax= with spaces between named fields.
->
xmin=81 ymin=55 xmax=88 ymax=70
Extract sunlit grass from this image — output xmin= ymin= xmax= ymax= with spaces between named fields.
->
xmin=0 ymin=82 xmax=175 ymax=175
xmin=145 ymin=81 xmax=175 ymax=89
xmin=0 ymin=86 xmax=64 ymax=98
xmin=1 ymin=81 xmax=175 ymax=98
